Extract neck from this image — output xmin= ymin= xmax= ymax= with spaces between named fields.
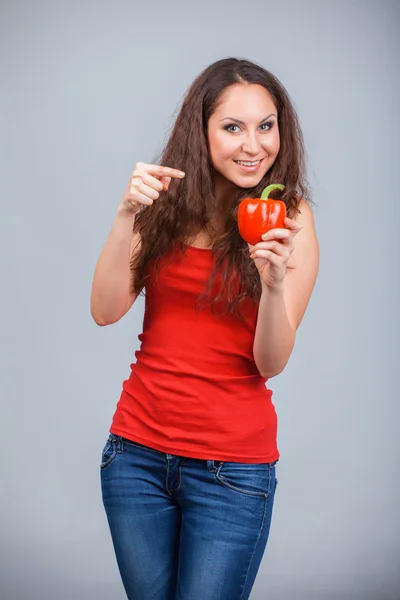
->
xmin=212 ymin=171 xmax=237 ymax=217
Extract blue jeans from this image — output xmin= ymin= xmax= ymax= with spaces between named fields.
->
xmin=100 ymin=432 xmax=278 ymax=600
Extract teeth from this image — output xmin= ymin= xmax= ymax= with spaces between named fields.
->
xmin=236 ymin=160 xmax=260 ymax=166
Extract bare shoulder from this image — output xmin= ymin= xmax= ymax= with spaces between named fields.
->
xmin=293 ymin=198 xmax=316 ymax=227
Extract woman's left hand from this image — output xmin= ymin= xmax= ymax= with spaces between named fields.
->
xmin=248 ymin=217 xmax=303 ymax=291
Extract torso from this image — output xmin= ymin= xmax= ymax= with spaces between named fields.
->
xmin=183 ymin=231 xmax=216 ymax=249
xmin=183 ymin=218 xmax=225 ymax=249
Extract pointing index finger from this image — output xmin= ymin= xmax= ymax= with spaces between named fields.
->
xmin=149 ymin=165 xmax=185 ymax=178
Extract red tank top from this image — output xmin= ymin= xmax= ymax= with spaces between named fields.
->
xmin=109 ymin=241 xmax=279 ymax=463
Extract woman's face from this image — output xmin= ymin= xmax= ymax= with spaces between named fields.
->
xmin=207 ymin=83 xmax=280 ymax=189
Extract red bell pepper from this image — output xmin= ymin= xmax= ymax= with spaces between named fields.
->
xmin=237 ymin=184 xmax=286 ymax=245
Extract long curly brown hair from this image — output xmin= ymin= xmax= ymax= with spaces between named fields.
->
xmin=130 ymin=57 xmax=312 ymax=319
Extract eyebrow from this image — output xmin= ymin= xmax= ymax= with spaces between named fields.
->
xmin=220 ymin=113 xmax=277 ymax=125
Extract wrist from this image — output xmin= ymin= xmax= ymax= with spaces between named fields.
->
xmin=115 ymin=206 xmax=137 ymax=222
xmin=261 ymin=281 xmax=285 ymax=296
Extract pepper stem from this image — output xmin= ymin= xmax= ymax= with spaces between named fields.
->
xmin=260 ymin=184 xmax=285 ymax=200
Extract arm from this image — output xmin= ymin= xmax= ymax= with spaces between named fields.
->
xmin=90 ymin=162 xmax=186 ymax=326
xmin=90 ymin=209 xmax=143 ymax=326
xmin=252 ymin=200 xmax=320 ymax=378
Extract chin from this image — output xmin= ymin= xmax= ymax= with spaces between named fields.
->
xmin=229 ymin=172 xmax=267 ymax=190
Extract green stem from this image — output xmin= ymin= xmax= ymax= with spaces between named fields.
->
xmin=260 ymin=184 xmax=285 ymax=200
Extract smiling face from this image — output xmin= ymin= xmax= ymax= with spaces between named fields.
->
xmin=207 ymin=83 xmax=280 ymax=193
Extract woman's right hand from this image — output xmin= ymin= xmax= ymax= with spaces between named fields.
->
xmin=118 ymin=162 xmax=185 ymax=215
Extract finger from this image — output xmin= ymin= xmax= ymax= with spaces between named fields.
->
xmin=145 ymin=164 xmax=185 ymax=179
xmin=256 ymin=240 xmax=289 ymax=256
xmin=261 ymin=229 xmax=292 ymax=243
xmin=137 ymin=172 xmax=164 ymax=192
xmin=284 ymin=217 xmax=303 ymax=233
xmin=251 ymin=249 xmax=285 ymax=267
xmin=128 ymin=191 xmax=155 ymax=209
xmin=132 ymin=180 xmax=160 ymax=201
xmin=160 ymin=176 xmax=172 ymax=191
xmin=253 ymin=241 xmax=291 ymax=258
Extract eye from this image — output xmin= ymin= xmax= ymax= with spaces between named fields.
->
xmin=224 ymin=124 xmax=241 ymax=133
xmin=224 ymin=121 xmax=274 ymax=133
xmin=260 ymin=121 xmax=274 ymax=131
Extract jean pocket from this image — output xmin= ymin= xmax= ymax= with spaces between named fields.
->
xmin=100 ymin=434 xmax=118 ymax=470
xmin=215 ymin=461 xmax=276 ymax=498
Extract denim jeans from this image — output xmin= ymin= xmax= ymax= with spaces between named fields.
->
xmin=100 ymin=432 xmax=278 ymax=600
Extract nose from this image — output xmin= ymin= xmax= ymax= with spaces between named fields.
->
xmin=241 ymin=130 xmax=261 ymax=155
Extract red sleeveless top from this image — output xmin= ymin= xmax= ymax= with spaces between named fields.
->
xmin=109 ymin=241 xmax=279 ymax=463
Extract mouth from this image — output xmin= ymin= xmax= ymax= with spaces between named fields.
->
xmin=234 ymin=158 xmax=264 ymax=173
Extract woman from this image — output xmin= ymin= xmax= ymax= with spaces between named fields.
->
xmin=91 ymin=57 xmax=319 ymax=600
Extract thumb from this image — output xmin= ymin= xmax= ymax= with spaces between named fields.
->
xmin=160 ymin=176 xmax=172 ymax=191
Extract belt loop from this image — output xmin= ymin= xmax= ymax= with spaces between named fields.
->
xmin=116 ymin=435 xmax=124 ymax=454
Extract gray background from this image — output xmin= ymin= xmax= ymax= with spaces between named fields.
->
xmin=1 ymin=0 xmax=399 ymax=599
